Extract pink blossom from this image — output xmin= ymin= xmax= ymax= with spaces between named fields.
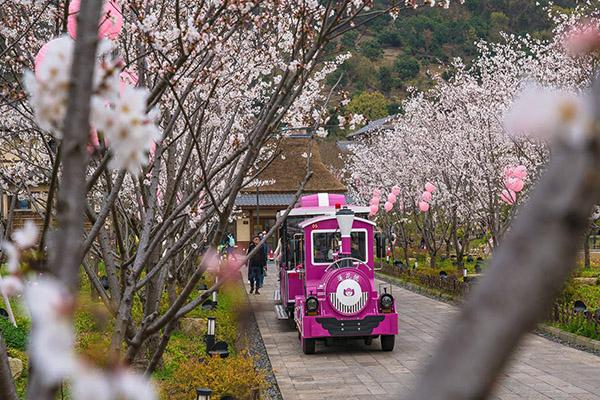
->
xmin=201 ymin=248 xmax=221 ymax=274
xmin=419 ymin=201 xmax=430 ymax=212
xmin=564 ymin=21 xmax=600 ymax=56
xmin=13 ymin=220 xmax=38 ymax=249
xmin=1 ymin=242 xmax=19 ymax=273
xmin=0 ymin=275 xmax=24 ymax=297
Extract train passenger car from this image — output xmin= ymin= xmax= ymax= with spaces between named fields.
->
xmin=274 ymin=193 xmax=398 ymax=354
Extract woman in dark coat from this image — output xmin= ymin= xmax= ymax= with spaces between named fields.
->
xmin=247 ymin=236 xmax=264 ymax=294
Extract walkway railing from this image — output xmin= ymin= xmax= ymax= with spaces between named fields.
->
xmin=380 ymin=264 xmax=470 ymax=298
xmin=550 ymin=303 xmax=600 ymax=340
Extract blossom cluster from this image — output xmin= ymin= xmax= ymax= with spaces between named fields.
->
xmin=346 ymin=5 xmax=594 ymax=246
xmin=0 ymin=222 xmax=157 ymax=400
xmin=23 ymin=34 xmax=161 ymax=174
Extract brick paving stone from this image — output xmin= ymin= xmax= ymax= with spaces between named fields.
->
xmin=246 ymin=265 xmax=600 ymax=399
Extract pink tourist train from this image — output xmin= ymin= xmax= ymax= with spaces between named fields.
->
xmin=275 ymin=193 xmax=398 ymax=354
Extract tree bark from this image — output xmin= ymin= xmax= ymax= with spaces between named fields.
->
xmin=0 ymin=334 xmax=18 ymax=400
xmin=28 ymin=1 xmax=103 ymax=399
xmin=584 ymin=226 xmax=592 ymax=269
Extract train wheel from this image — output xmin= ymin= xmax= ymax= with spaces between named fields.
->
xmin=381 ymin=335 xmax=395 ymax=352
xmin=364 ymin=337 xmax=373 ymax=346
xmin=302 ymin=337 xmax=316 ymax=354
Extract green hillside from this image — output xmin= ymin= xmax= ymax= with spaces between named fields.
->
xmin=324 ymin=0 xmax=576 ymax=136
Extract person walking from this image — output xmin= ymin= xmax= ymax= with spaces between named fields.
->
xmin=247 ymin=236 xmax=264 ymax=294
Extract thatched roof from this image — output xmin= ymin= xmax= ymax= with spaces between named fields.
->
xmin=242 ymin=137 xmax=346 ymax=194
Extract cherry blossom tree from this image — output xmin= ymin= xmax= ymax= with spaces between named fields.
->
xmin=0 ymin=0 xmax=465 ymax=398
xmin=347 ymin=6 xmax=595 ymax=267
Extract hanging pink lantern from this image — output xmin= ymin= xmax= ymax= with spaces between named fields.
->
xmin=392 ymin=185 xmax=401 ymax=196
xmin=34 ymin=36 xmax=73 ymax=78
xmin=421 ymin=191 xmax=432 ymax=202
xmin=505 ymin=177 xmax=524 ymax=193
xmin=424 ymin=182 xmax=436 ymax=193
xmin=419 ymin=201 xmax=430 ymax=212
xmin=384 ymin=201 xmax=394 ymax=212
xmin=119 ymin=69 xmax=139 ymax=93
xmin=369 ymin=204 xmax=379 ymax=215
xmin=68 ymin=0 xmax=123 ymax=40
xmin=513 ymin=165 xmax=527 ymax=179
xmin=387 ymin=193 xmax=397 ymax=203
xmin=500 ymin=189 xmax=516 ymax=205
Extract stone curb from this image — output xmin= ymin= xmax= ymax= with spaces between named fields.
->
xmin=237 ymin=274 xmax=284 ymax=400
xmin=376 ymin=272 xmax=600 ymax=355
xmin=537 ymin=324 xmax=600 ymax=352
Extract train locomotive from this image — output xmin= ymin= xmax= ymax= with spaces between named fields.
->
xmin=274 ymin=193 xmax=398 ymax=354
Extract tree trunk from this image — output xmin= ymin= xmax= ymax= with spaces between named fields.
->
xmin=28 ymin=1 xmax=104 ymax=399
xmin=0 ymin=335 xmax=18 ymax=400
xmin=584 ymin=227 xmax=592 ymax=269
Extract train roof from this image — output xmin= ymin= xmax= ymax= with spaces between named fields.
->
xmin=298 ymin=215 xmax=376 ymax=228
xmin=279 ymin=205 xmax=371 ymax=218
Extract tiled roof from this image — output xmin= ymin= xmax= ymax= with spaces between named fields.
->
xmin=240 ymin=137 xmax=346 ymax=194
xmin=347 ymin=115 xmax=396 ymax=140
xmin=235 ymin=193 xmax=298 ymax=207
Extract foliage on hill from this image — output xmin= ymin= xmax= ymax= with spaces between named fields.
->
xmin=324 ymin=0 xmax=576 ymax=136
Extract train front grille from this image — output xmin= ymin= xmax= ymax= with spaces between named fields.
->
xmin=329 ymin=292 xmax=369 ymax=315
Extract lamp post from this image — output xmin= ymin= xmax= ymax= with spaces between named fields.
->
xmin=196 ymin=388 xmax=212 ymax=400
xmin=256 ymin=185 xmax=260 ymax=235
xmin=205 ymin=317 xmax=216 ymax=352
xmin=212 ymin=276 xmax=218 ymax=306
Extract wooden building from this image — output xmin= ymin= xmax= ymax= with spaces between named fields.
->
xmin=234 ymin=135 xmax=346 ymax=251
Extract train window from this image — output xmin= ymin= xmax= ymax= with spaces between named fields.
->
xmin=350 ymin=231 xmax=367 ymax=262
xmin=312 ymin=230 xmax=367 ymax=264
xmin=312 ymin=232 xmax=340 ymax=264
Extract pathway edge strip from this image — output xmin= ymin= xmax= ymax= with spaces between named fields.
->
xmin=375 ymin=272 xmax=600 ymax=356
xmin=239 ymin=275 xmax=284 ymax=400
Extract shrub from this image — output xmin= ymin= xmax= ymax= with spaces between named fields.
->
xmin=159 ymin=354 xmax=267 ymax=400
xmin=346 ymin=91 xmax=389 ymax=122
xmin=395 ymin=55 xmax=420 ymax=81
xmin=359 ymin=39 xmax=384 ymax=61
xmin=0 ymin=317 xmax=29 ymax=350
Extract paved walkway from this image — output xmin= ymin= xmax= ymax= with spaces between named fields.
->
xmin=245 ymin=266 xmax=600 ymax=400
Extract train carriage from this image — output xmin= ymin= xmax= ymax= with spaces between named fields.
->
xmin=274 ymin=193 xmax=398 ymax=354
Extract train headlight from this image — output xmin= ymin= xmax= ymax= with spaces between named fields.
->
xmin=306 ymin=296 xmax=319 ymax=314
xmin=379 ymin=294 xmax=394 ymax=311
